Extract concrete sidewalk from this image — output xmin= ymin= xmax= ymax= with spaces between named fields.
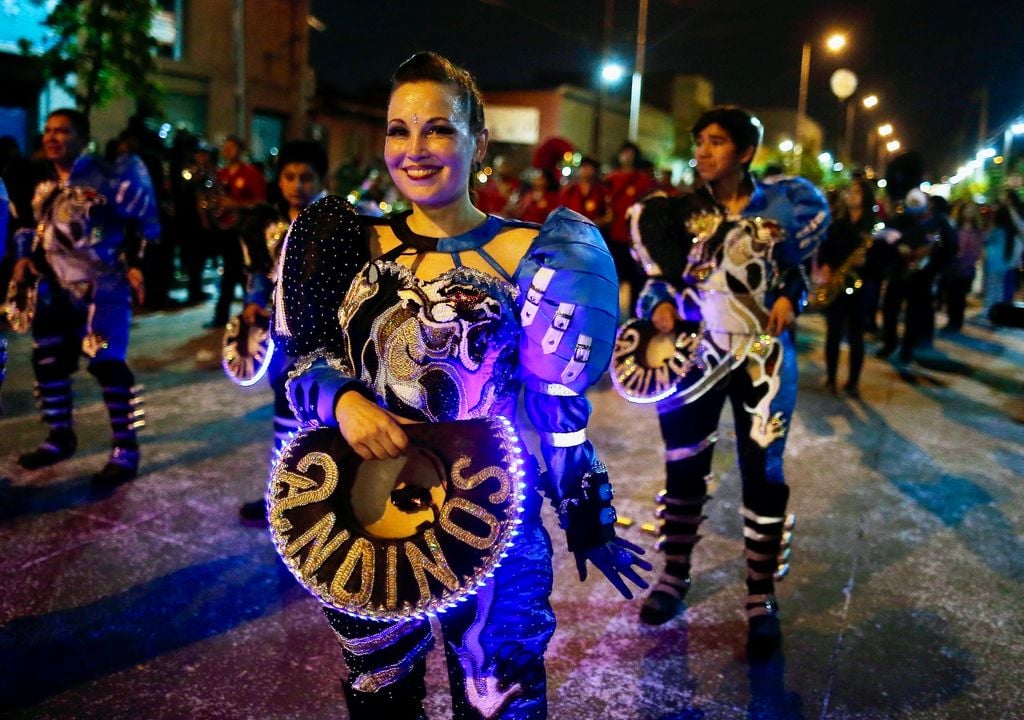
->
xmin=0 ymin=303 xmax=1021 ymax=719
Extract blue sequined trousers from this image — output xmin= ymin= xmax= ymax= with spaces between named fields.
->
xmin=327 ymin=485 xmax=555 ymax=720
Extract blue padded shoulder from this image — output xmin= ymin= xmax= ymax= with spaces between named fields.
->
xmin=513 ymin=207 xmax=619 ymax=393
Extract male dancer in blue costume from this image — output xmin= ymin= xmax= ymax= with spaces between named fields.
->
xmin=631 ymin=106 xmax=829 ymax=655
xmin=12 ymin=109 xmax=158 ymax=486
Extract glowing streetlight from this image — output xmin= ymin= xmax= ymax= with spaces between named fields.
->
xmin=796 ymin=31 xmax=849 ymax=162
xmin=862 ymin=94 xmax=879 ymax=109
xmin=878 ymin=123 xmax=894 ymax=138
xmin=826 ymin=33 xmax=847 ymax=52
xmin=601 ymin=62 xmax=625 ymax=84
xmin=779 ymin=139 xmax=795 ymax=153
xmin=886 ymin=139 xmax=901 ymax=153
xmin=818 ymin=151 xmax=833 ymax=165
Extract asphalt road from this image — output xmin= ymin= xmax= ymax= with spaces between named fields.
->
xmin=1 ymin=298 xmax=1021 ymax=720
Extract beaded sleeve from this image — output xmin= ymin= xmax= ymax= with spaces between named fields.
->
xmin=272 ymin=196 xmax=372 ymax=426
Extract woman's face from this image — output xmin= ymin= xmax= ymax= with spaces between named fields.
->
xmin=278 ymin=162 xmax=322 ymax=211
xmin=385 ymin=81 xmax=487 ymax=209
xmin=693 ymin=123 xmax=752 ymax=184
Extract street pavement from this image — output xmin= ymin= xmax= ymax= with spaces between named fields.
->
xmin=0 ymin=298 xmax=1021 ymax=720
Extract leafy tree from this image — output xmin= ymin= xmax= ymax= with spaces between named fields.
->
xmin=19 ymin=0 xmax=162 ymax=118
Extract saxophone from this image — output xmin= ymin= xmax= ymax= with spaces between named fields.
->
xmin=808 ymin=232 xmax=873 ymax=311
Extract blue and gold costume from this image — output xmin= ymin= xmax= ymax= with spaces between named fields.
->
xmin=18 ymin=153 xmax=158 ymax=481
xmin=631 ymin=175 xmax=828 ymax=625
xmin=273 ymin=196 xmax=619 ymax=719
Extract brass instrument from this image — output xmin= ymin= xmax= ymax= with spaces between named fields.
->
xmin=808 ymin=233 xmax=873 ymax=311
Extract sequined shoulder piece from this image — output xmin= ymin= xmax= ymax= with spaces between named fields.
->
xmin=273 ymin=195 xmax=369 ymax=357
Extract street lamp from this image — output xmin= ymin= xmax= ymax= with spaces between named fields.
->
xmin=886 ymin=139 xmax=901 ymax=153
xmin=878 ymin=123 xmax=894 ymax=138
xmin=601 ymin=62 xmax=625 ymax=83
xmin=593 ymin=61 xmax=626 ymax=159
xmin=796 ymin=31 xmax=848 ymax=165
xmin=628 ymin=0 xmax=650 ymax=142
xmin=1004 ymin=120 xmax=1024 ymax=164
xmin=859 ymin=95 xmax=880 ymax=167
xmin=779 ymin=139 xmax=795 ymax=153
xmin=825 ymin=33 xmax=847 ymax=52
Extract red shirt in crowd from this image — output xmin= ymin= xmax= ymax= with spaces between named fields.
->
xmin=561 ymin=181 xmax=610 ymax=226
xmin=605 ymin=168 xmax=655 ymax=244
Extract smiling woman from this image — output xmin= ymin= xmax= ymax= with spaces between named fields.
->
xmin=269 ymin=51 xmax=650 ymax=719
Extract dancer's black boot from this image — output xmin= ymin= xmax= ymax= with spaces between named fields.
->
xmin=742 ymin=483 xmax=794 ymax=660
xmin=90 ymin=361 xmax=144 ymax=487
xmin=640 ymin=475 xmax=712 ymax=625
xmin=19 ymin=376 xmax=77 ymax=469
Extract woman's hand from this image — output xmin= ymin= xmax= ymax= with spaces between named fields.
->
xmin=334 ymin=390 xmax=411 ymax=460
xmin=766 ymin=296 xmax=795 ymax=336
xmin=574 ymin=537 xmax=652 ymax=600
xmin=651 ymin=301 xmax=679 ymax=334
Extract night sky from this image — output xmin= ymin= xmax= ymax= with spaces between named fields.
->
xmin=310 ymin=0 xmax=1024 ymax=178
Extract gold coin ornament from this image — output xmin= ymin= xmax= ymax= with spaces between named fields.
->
xmin=268 ymin=417 xmax=527 ymax=621
xmin=611 ymin=317 xmax=704 ymax=404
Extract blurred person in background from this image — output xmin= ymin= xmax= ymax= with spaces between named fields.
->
xmin=235 ymin=140 xmax=327 ymax=525
xmin=207 ymin=135 xmax=265 ymax=328
xmin=943 ymin=200 xmax=985 ymax=332
xmin=983 ymin=201 xmax=1023 ymax=310
xmin=819 ymin=178 xmax=876 ymax=397
xmin=606 ymin=141 xmax=654 ymax=317
xmin=510 ymin=167 xmax=560 ymax=224
xmin=560 ymin=156 xmax=611 ymax=230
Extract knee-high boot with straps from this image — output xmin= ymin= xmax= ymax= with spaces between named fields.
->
xmin=19 ymin=339 xmax=79 ymax=469
xmin=741 ymin=483 xmax=794 ymax=655
xmin=90 ymin=360 xmax=145 ymax=487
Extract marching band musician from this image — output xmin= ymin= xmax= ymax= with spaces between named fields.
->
xmin=273 ymin=52 xmax=649 ymax=718
xmin=818 ymin=178 xmax=877 ymax=398
xmin=11 ymin=109 xmax=159 ymax=486
xmin=235 ymin=140 xmax=327 ymax=524
xmin=629 ymin=106 xmax=829 ymax=655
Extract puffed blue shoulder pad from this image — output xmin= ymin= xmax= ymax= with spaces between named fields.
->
xmin=514 ymin=207 xmax=619 ymax=392
xmin=273 ymin=195 xmax=368 ymax=358
xmin=758 ymin=176 xmax=830 ymax=263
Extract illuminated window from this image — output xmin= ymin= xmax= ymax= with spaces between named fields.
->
xmin=153 ymin=0 xmax=183 ymax=60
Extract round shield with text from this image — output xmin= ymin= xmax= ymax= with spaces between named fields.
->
xmin=268 ymin=417 xmax=527 ymax=621
xmin=611 ymin=317 xmax=704 ymax=404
